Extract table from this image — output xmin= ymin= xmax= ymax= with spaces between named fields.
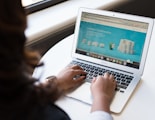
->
xmin=33 ymin=20 xmax=155 ymax=120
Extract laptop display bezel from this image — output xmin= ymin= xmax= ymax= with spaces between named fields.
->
xmin=72 ymin=8 xmax=154 ymax=75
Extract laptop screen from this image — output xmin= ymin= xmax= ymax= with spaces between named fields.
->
xmin=75 ymin=12 xmax=149 ymax=69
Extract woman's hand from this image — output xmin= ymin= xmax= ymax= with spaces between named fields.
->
xmin=56 ymin=65 xmax=87 ymax=94
xmin=91 ymin=72 xmax=116 ymax=113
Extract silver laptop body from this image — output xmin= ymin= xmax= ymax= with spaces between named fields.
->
xmin=67 ymin=8 xmax=154 ymax=113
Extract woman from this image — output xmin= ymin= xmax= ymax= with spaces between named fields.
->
xmin=0 ymin=0 xmax=116 ymax=120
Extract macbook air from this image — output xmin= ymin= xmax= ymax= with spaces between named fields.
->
xmin=66 ymin=8 xmax=154 ymax=113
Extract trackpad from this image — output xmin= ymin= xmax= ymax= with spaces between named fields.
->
xmin=66 ymin=83 xmax=92 ymax=105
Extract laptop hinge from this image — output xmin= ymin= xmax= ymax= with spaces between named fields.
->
xmin=74 ymin=58 xmax=133 ymax=75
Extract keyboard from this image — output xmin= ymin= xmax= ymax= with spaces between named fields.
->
xmin=70 ymin=60 xmax=133 ymax=93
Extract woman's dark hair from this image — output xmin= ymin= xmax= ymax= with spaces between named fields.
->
xmin=0 ymin=1 xmax=44 ymax=119
xmin=0 ymin=0 xmax=26 ymax=71
xmin=0 ymin=0 xmax=26 ymax=33
xmin=0 ymin=0 xmax=41 ymax=73
xmin=0 ymin=1 xmax=71 ymax=120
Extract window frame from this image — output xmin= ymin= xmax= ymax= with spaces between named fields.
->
xmin=24 ymin=0 xmax=67 ymax=14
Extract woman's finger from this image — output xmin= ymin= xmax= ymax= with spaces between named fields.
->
xmin=71 ymin=65 xmax=83 ymax=70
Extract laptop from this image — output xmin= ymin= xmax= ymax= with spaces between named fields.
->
xmin=66 ymin=8 xmax=154 ymax=113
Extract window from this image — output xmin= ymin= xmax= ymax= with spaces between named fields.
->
xmin=22 ymin=0 xmax=67 ymax=14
